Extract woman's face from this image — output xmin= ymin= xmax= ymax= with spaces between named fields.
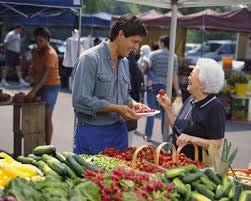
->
xmin=35 ymin=36 xmax=48 ymax=49
xmin=187 ymin=67 xmax=204 ymax=95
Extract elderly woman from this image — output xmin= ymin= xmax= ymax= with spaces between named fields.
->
xmin=157 ymin=58 xmax=225 ymax=160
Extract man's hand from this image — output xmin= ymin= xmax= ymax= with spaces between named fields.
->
xmin=133 ymin=102 xmax=150 ymax=111
xmin=176 ymin=133 xmax=192 ymax=147
xmin=119 ymin=105 xmax=139 ymax=121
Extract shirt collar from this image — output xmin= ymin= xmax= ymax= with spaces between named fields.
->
xmin=190 ymin=94 xmax=216 ymax=108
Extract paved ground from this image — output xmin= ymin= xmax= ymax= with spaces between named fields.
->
xmin=0 ymin=86 xmax=250 ymax=168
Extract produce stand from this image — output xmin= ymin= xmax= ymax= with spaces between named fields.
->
xmin=0 ymin=143 xmax=251 ymax=201
xmin=0 ymin=101 xmax=45 ymax=156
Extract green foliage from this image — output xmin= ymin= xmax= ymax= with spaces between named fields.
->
xmin=227 ymin=71 xmax=248 ymax=86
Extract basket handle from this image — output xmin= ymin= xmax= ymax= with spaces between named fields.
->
xmin=156 ymin=142 xmax=177 ymax=165
xmin=176 ymin=143 xmax=199 ymax=161
xmin=131 ymin=145 xmax=157 ymax=168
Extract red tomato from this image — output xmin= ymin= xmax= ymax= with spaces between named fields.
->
xmin=158 ymin=89 xmax=165 ymax=96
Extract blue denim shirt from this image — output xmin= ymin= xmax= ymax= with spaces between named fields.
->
xmin=72 ymin=41 xmax=132 ymax=125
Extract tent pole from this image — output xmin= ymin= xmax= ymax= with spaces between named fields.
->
xmin=163 ymin=0 xmax=178 ymax=142
xmin=77 ymin=0 xmax=83 ymax=57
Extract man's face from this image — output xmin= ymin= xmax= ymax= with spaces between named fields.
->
xmin=117 ymin=30 xmax=143 ymax=57
xmin=35 ymin=36 xmax=48 ymax=49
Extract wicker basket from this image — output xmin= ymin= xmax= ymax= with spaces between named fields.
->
xmin=131 ymin=145 xmax=157 ymax=169
xmin=156 ymin=142 xmax=177 ymax=165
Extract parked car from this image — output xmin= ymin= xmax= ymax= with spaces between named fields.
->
xmin=185 ymin=43 xmax=201 ymax=54
xmin=185 ymin=40 xmax=236 ymax=64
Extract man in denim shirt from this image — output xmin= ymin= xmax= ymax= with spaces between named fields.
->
xmin=72 ymin=14 xmax=148 ymax=154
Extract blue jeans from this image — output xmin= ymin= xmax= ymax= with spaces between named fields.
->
xmin=37 ymin=85 xmax=60 ymax=110
xmin=145 ymin=84 xmax=165 ymax=139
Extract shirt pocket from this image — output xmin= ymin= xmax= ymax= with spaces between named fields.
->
xmin=120 ymin=74 xmax=130 ymax=102
xmin=94 ymin=74 xmax=113 ymax=98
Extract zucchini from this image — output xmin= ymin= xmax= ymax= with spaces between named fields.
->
xmin=184 ymin=184 xmax=191 ymax=201
xmin=200 ymin=175 xmax=217 ymax=191
xmin=215 ymin=185 xmax=225 ymax=200
xmin=55 ymin=152 xmax=66 ymax=163
xmin=37 ymin=160 xmax=61 ymax=178
xmin=27 ymin=154 xmax=42 ymax=161
xmin=204 ymin=168 xmax=221 ymax=185
xmin=73 ymin=154 xmax=96 ymax=169
xmin=233 ymin=184 xmax=243 ymax=201
xmin=182 ymin=171 xmax=202 ymax=183
xmin=66 ymin=155 xmax=83 ymax=177
xmin=165 ymin=167 xmax=186 ymax=179
xmin=191 ymin=191 xmax=211 ymax=201
xmin=62 ymin=152 xmax=75 ymax=157
xmin=32 ymin=145 xmax=56 ymax=156
xmin=16 ymin=156 xmax=37 ymax=165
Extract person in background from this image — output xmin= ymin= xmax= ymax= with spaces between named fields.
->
xmin=26 ymin=27 xmax=61 ymax=145
xmin=93 ymin=37 xmax=102 ymax=46
xmin=144 ymin=35 xmax=181 ymax=141
xmin=137 ymin=45 xmax=152 ymax=103
xmin=1 ymin=25 xmax=29 ymax=87
xmin=72 ymin=14 xmax=148 ymax=154
xmin=157 ymin=58 xmax=225 ymax=160
xmin=127 ymin=52 xmax=144 ymax=146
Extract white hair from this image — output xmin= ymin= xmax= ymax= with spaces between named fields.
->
xmin=140 ymin=45 xmax=151 ymax=58
xmin=138 ymin=45 xmax=151 ymax=66
xmin=196 ymin=58 xmax=225 ymax=94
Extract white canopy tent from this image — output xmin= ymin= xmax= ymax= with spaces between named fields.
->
xmin=117 ymin=0 xmax=251 ymax=141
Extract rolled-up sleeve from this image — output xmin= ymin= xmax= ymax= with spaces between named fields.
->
xmin=72 ymin=54 xmax=110 ymax=116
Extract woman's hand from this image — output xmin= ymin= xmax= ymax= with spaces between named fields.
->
xmin=156 ymin=93 xmax=172 ymax=111
xmin=177 ymin=133 xmax=192 ymax=147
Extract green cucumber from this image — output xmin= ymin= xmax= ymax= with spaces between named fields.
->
xmin=37 ymin=160 xmax=61 ymax=178
xmin=238 ymin=190 xmax=251 ymax=201
xmin=223 ymin=181 xmax=233 ymax=197
xmin=32 ymin=145 xmax=56 ymax=156
xmin=73 ymin=154 xmax=96 ymax=169
xmin=219 ymin=197 xmax=230 ymax=201
xmin=173 ymin=178 xmax=187 ymax=195
xmin=200 ymin=175 xmax=217 ymax=191
xmin=62 ymin=163 xmax=77 ymax=178
xmin=182 ymin=171 xmax=202 ymax=183
xmin=233 ymin=184 xmax=243 ymax=201
xmin=27 ymin=154 xmax=42 ymax=161
xmin=16 ymin=156 xmax=37 ymax=165
xmin=47 ymin=159 xmax=67 ymax=176
xmin=204 ymin=168 xmax=221 ymax=185
xmin=55 ymin=152 xmax=67 ymax=163
xmin=66 ymin=155 xmax=83 ymax=177
xmin=228 ymin=182 xmax=236 ymax=199
xmin=165 ymin=167 xmax=186 ymax=179
xmin=192 ymin=183 xmax=215 ymax=200
xmin=215 ymin=185 xmax=225 ymax=200
xmin=191 ymin=192 xmax=211 ymax=201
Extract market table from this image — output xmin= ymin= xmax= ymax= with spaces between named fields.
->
xmin=0 ymin=101 xmax=45 ymax=156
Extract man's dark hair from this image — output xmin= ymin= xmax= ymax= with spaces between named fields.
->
xmin=159 ymin=35 xmax=170 ymax=48
xmin=33 ymin=27 xmax=51 ymax=41
xmin=13 ymin=24 xmax=23 ymax=30
xmin=109 ymin=14 xmax=147 ymax=41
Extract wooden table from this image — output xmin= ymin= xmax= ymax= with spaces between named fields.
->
xmin=0 ymin=101 xmax=45 ymax=156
